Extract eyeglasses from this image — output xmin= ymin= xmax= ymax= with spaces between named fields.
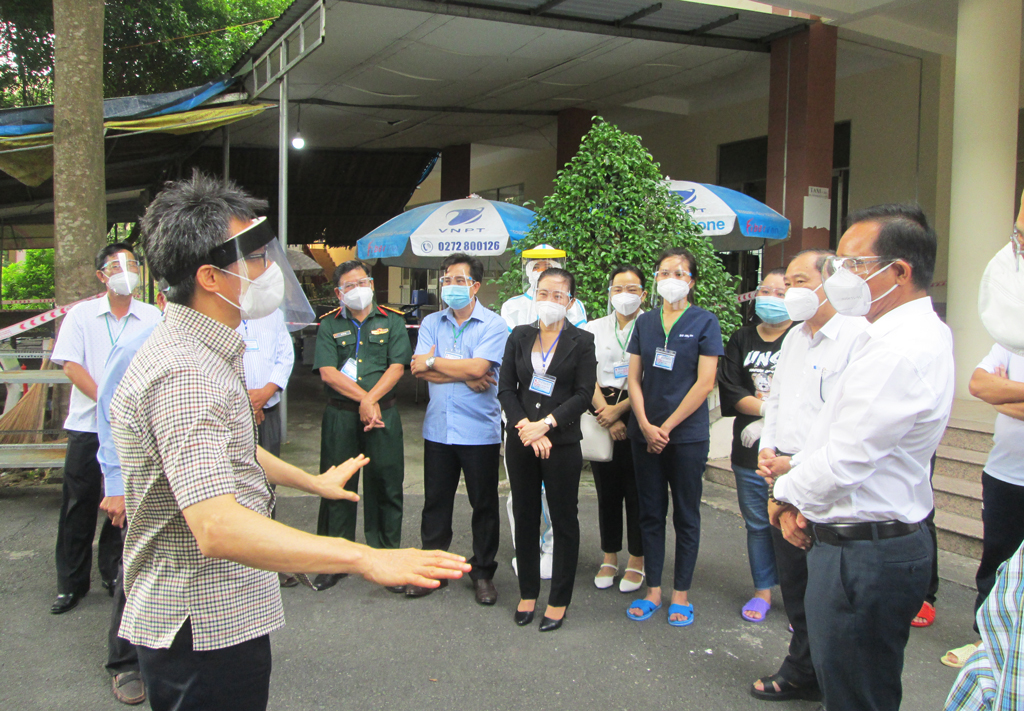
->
xmin=338 ymin=277 xmax=373 ymax=292
xmin=609 ymin=285 xmax=644 ymax=295
xmin=756 ymin=286 xmax=787 ymax=298
xmin=439 ymin=276 xmax=474 ymax=287
xmin=535 ymin=289 xmax=572 ymax=305
xmin=102 ymin=259 xmax=140 ymax=274
xmin=654 ymin=269 xmax=691 ymax=281
xmin=822 ymin=255 xmax=892 ymax=279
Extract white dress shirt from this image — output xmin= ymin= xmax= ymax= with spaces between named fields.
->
xmin=584 ymin=310 xmax=643 ymax=389
xmin=773 ymin=297 xmax=954 ymax=524
xmin=760 ymin=313 xmax=868 ymax=455
xmin=235 ymin=310 xmax=294 ymax=409
xmin=51 ymin=294 xmax=162 ymax=433
xmin=976 ymin=344 xmax=1024 ymax=487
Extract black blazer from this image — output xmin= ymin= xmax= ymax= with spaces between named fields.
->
xmin=498 ymin=321 xmax=597 ymax=445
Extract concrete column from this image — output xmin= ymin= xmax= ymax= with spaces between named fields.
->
xmin=945 ymin=0 xmax=1022 ymax=397
xmin=440 ymin=144 xmax=471 ymax=200
xmin=763 ymin=23 xmax=837 ymax=270
xmin=556 ymin=108 xmax=593 ymax=172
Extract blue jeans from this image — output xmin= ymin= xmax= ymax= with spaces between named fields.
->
xmin=732 ymin=465 xmax=779 ymax=590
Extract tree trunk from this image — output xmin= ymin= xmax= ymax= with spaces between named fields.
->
xmin=52 ymin=0 xmax=106 ymax=306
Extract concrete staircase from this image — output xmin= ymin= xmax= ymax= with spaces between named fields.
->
xmin=705 ymin=399 xmax=992 ymax=560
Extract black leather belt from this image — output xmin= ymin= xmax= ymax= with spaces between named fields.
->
xmin=811 ymin=520 xmax=922 ymax=546
xmin=328 ymin=396 xmax=396 ymax=413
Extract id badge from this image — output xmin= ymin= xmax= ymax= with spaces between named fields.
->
xmin=444 ymin=350 xmax=463 ymax=360
xmin=243 ymin=339 xmax=259 ymax=352
xmin=529 ymin=373 xmax=556 ymax=396
xmin=613 ymin=362 xmax=630 ymax=379
xmin=653 ymin=347 xmax=676 ymax=370
xmin=341 ymin=358 xmax=359 ymax=381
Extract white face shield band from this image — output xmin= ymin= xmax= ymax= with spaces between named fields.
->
xmin=105 ymin=252 xmax=141 ymax=296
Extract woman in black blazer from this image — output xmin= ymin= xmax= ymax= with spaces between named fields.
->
xmin=498 ymin=267 xmax=597 ymax=632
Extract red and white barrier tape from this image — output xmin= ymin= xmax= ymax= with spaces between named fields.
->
xmin=1 ymin=297 xmax=56 ymax=305
xmin=0 ymin=292 xmax=104 ymax=342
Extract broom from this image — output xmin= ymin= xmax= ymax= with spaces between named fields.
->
xmin=0 ymin=339 xmax=57 ymax=445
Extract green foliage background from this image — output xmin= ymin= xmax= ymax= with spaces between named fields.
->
xmin=496 ymin=118 xmax=741 ymax=340
xmin=2 ymin=249 xmax=55 ymax=310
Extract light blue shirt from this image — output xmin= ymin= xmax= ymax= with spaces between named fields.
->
xmin=236 ymin=310 xmax=294 ymax=409
xmin=415 ymin=299 xmax=508 ymax=445
xmin=97 ymin=324 xmax=158 ymax=497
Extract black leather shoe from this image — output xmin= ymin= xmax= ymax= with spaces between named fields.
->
xmin=102 ymin=579 xmax=117 ymax=597
xmin=514 ymin=610 xmax=535 ymax=626
xmin=50 ymin=592 xmax=83 ymax=615
xmin=312 ymin=573 xmax=346 ymax=591
xmin=474 ymin=579 xmax=497 ymax=605
xmin=406 ymin=579 xmax=447 ymax=597
xmin=539 ymin=614 xmax=565 ymax=632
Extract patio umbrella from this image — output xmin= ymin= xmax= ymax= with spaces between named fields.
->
xmin=286 ymin=247 xmax=326 ymax=277
xmin=356 ymin=197 xmax=536 ymax=270
xmin=667 ymin=180 xmax=790 ymax=252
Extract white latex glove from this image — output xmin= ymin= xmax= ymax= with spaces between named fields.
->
xmin=740 ymin=418 xmax=765 ymax=449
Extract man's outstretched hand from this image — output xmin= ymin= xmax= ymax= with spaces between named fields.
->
xmin=361 ymin=548 xmax=471 ymax=589
xmin=316 ymin=455 xmax=368 ymax=501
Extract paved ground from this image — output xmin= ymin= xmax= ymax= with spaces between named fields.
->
xmin=0 ymin=367 xmax=978 ymax=710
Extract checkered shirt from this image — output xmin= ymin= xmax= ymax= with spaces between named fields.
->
xmin=111 ymin=302 xmax=283 ymax=651
xmin=945 ymin=541 xmax=1024 ymax=710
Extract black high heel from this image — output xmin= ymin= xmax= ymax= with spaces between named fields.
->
xmin=514 ymin=610 xmax=535 ymax=626
xmin=539 ymin=612 xmax=566 ymax=632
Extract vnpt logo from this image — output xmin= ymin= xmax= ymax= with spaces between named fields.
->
xmin=446 ymin=208 xmax=484 ymax=226
xmin=677 ymin=189 xmax=698 ymax=205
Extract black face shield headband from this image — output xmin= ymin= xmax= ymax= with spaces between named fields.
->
xmin=164 ymin=217 xmax=276 ymax=287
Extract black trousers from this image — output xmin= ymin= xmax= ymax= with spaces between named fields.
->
xmin=770 ymin=526 xmax=816 ymax=687
xmin=106 ymin=526 xmax=138 ymax=676
xmin=805 ymin=525 xmax=931 ymax=711
xmin=55 ymin=430 xmax=121 ymax=594
xmin=137 ymin=619 xmax=272 ymax=711
xmin=421 ymin=440 xmax=501 ymax=580
xmin=506 ymin=438 xmax=582 ymax=607
xmin=974 ymin=472 xmax=1024 ymax=632
xmin=257 ymin=405 xmax=282 ymax=457
xmin=631 ymin=439 xmax=708 ymax=591
xmin=591 ymin=438 xmax=643 ymax=558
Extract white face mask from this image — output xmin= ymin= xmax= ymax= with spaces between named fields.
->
xmin=342 ymin=286 xmax=374 ymax=312
xmin=979 ymin=243 xmax=1024 ymax=356
xmin=610 ymin=292 xmax=641 ymax=317
xmin=784 ymin=284 xmax=823 ymax=321
xmin=656 ymin=278 xmax=690 ymax=305
xmin=535 ymin=300 xmax=567 ymax=326
xmin=107 ymin=271 xmax=139 ymax=297
xmin=217 ymin=261 xmax=285 ymax=320
xmin=822 ymin=263 xmax=896 ymax=317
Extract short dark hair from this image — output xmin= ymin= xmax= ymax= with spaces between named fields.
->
xmin=845 ymin=203 xmax=936 ymax=290
xmin=140 ymin=170 xmax=267 ymax=306
xmin=608 ymin=264 xmax=645 ymax=289
xmin=333 ymin=260 xmax=371 ymax=287
xmin=95 ymin=243 xmax=138 ymax=272
xmin=764 ymin=267 xmax=787 ymax=279
xmin=791 ymin=249 xmax=834 ymax=273
xmin=440 ymin=252 xmax=484 ymax=284
xmin=655 ymin=247 xmax=698 ymax=283
xmin=538 ymin=267 xmax=575 ymax=298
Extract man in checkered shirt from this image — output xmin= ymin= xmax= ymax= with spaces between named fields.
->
xmin=111 ymin=172 xmax=469 ymax=711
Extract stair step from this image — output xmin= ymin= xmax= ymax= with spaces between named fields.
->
xmin=941 ymin=418 xmax=994 ymax=453
xmin=932 ymin=474 xmax=982 ymax=518
xmin=935 ymin=510 xmax=983 ymax=559
xmin=934 ymin=444 xmax=986 ymax=482
xmin=705 ymin=458 xmax=735 ymax=489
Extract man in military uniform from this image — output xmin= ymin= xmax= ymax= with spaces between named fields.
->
xmin=313 ymin=260 xmax=412 ymax=591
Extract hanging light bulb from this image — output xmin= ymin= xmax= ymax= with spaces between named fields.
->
xmin=291 ymin=103 xmax=305 ymax=149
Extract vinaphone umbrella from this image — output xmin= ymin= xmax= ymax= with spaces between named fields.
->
xmin=667 ymin=180 xmax=790 ymax=252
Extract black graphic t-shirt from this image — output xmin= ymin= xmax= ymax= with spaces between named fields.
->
xmin=718 ymin=323 xmax=794 ymax=469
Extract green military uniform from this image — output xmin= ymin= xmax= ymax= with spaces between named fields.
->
xmin=313 ymin=303 xmax=412 ymax=549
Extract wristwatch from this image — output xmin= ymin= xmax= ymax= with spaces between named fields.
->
xmin=425 ymin=355 xmax=436 ymax=370
xmin=543 ymin=415 xmax=555 ymax=429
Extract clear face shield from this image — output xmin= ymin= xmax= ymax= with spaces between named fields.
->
xmin=208 ymin=217 xmax=315 ymax=331
xmin=101 ymin=252 xmax=142 ymax=296
xmin=606 ymin=280 xmax=644 ymax=317
xmin=522 ymin=257 xmax=564 ymax=295
xmin=651 ymin=262 xmax=693 ymax=308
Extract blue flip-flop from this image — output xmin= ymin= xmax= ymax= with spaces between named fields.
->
xmin=741 ymin=597 xmax=771 ymax=624
xmin=627 ymin=598 xmax=661 ymax=621
xmin=668 ymin=602 xmax=695 ymax=627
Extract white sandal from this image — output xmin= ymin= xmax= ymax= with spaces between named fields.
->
xmin=594 ymin=563 xmax=618 ymax=589
xmin=619 ymin=567 xmax=645 ymax=593
xmin=941 ymin=642 xmax=982 ymax=669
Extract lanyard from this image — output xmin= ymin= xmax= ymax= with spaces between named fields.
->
xmin=538 ymin=328 xmax=562 ymax=368
xmin=104 ymin=312 xmax=130 ymax=347
xmin=349 ymin=319 xmax=363 ymax=357
xmin=659 ymin=305 xmax=688 ymax=349
xmin=613 ymin=317 xmax=637 ymax=358
xmin=451 ymin=318 xmax=471 ymax=345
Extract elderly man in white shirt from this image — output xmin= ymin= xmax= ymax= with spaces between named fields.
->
xmin=49 ymin=243 xmax=162 ymax=615
xmin=747 ymin=248 xmax=867 ymax=703
xmin=762 ymin=204 xmax=954 ymax=711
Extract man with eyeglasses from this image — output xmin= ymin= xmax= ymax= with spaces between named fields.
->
xmin=406 ymin=253 xmax=509 ymax=604
xmin=761 ymin=204 xmax=953 ymax=711
xmin=48 ymin=243 xmax=162 ymax=615
xmin=312 ymin=260 xmax=414 ymax=591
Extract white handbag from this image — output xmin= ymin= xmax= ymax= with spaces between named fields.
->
xmin=580 ymin=412 xmax=614 ymax=462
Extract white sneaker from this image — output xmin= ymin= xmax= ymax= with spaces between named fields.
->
xmin=540 ymin=553 xmax=553 ymax=580
xmin=512 ymin=557 xmax=518 ymax=577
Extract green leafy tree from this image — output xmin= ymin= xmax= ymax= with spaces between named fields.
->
xmin=2 ymin=249 xmax=55 ymax=310
xmin=497 ymin=117 xmax=741 ymax=340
